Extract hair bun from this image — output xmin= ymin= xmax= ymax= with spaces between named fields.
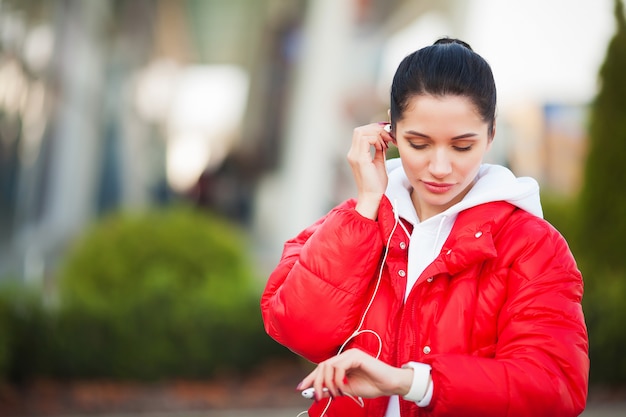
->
xmin=433 ymin=37 xmax=473 ymax=51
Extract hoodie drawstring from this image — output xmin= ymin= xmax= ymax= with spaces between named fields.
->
xmin=433 ymin=215 xmax=447 ymax=258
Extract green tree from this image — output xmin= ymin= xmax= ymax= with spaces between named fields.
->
xmin=577 ymin=0 xmax=626 ymax=384
xmin=578 ymin=0 xmax=626 ymax=269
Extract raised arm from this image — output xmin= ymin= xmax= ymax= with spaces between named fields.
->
xmin=260 ymin=200 xmax=385 ymax=363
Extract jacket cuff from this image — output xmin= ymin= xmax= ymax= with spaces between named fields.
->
xmin=401 ymin=361 xmax=432 ymax=403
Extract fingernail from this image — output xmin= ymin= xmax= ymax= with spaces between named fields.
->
xmin=377 ymin=121 xmax=389 ymax=125
xmin=296 ymin=382 xmax=302 ymax=390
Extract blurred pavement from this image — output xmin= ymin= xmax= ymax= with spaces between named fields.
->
xmin=53 ymin=402 xmax=626 ymax=417
xmin=205 ymin=402 xmax=626 ymax=417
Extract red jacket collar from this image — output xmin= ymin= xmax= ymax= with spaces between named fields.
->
xmin=378 ymin=196 xmax=517 ymax=277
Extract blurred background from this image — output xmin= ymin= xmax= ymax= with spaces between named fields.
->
xmin=0 ymin=0 xmax=624 ymax=415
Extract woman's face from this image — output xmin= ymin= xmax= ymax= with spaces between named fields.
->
xmin=393 ymin=94 xmax=493 ymax=221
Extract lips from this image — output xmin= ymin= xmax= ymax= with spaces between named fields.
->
xmin=422 ymin=181 xmax=454 ymax=194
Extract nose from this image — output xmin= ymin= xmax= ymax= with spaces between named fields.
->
xmin=429 ymin=148 xmax=452 ymax=179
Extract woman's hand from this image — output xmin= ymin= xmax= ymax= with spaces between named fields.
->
xmin=297 ymin=348 xmax=412 ymax=401
xmin=347 ymin=122 xmax=395 ymax=220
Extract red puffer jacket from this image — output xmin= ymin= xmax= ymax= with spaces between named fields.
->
xmin=261 ymin=196 xmax=589 ymax=417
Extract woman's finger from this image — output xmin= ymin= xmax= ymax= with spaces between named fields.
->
xmin=333 ymin=366 xmax=348 ymax=397
xmin=322 ymin=360 xmax=340 ymax=398
xmin=314 ymin=362 xmax=331 ymax=401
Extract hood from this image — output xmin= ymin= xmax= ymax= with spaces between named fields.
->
xmin=384 ymin=158 xmax=543 ymax=226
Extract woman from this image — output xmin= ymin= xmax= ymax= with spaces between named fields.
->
xmin=260 ymin=38 xmax=588 ymax=417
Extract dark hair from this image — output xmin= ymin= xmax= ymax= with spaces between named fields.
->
xmin=390 ymin=37 xmax=496 ymax=137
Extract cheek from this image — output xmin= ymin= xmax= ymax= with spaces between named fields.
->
xmin=456 ymin=155 xmax=483 ymax=179
xmin=398 ymin=149 xmax=426 ymax=172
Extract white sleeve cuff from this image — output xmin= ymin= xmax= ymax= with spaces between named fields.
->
xmin=401 ymin=361 xmax=432 ymax=404
xmin=417 ymin=378 xmax=433 ymax=407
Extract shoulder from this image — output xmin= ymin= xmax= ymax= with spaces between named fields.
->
xmin=286 ymin=198 xmax=375 ymax=245
xmin=459 ymin=202 xmax=577 ymax=272
xmin=463 ymin=201 xmax=566 ymax=248
xmin=494 ymin=206 xmax=580 ymax=285
xmin=499 ymin=208 xmax=569 ymax=254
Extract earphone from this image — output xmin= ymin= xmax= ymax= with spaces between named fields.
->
xmin=301 ymin=387 xmax=328 ymax=399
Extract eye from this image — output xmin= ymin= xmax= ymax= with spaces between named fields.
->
xmin=452 ymin=140 xmax=476 ymax=152
xmin=409 ymin=143 xmax=428 ymax=150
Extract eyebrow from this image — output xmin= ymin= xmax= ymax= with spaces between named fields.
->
xmin=404 ymin=130 xmax=478 ymax=140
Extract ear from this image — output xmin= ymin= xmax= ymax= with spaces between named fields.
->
xmin=486 ymin=120 xmax=496 ymax=151
xmin=387 ymin=109 xmax=397 ymax=145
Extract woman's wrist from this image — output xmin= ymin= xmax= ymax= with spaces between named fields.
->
xmin=355 ymin=193 xmax=383 ymax=220
xmin=395 ymin=367 xmax=415 ymax=397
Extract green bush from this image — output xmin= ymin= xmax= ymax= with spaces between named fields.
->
xmin=45 ymin=204 xmax=287 ymax=380
xmin=582 ymin=267 xmax=626 ymax=384
xmin=0 ymin=281 xmax=48 ymax=381
xmin=0 ymin=288 xmax=10 ymax=379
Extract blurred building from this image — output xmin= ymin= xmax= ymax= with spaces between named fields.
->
xmin=0 ymin=0 xmax=287 ymax=284
xmin=0 ymin=0 xmax=461 ymax=283
xmin=0 ymin=0 xmax=609 ymax=285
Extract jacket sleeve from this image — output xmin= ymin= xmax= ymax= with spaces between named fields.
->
xmin=425 ymin=217 xmax=589 ymax=417
xmin=260 ymin=199 xmax=385 ymax=363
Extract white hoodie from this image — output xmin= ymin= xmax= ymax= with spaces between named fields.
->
xmin=382 ymin=158 xmax=543 ymax=416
